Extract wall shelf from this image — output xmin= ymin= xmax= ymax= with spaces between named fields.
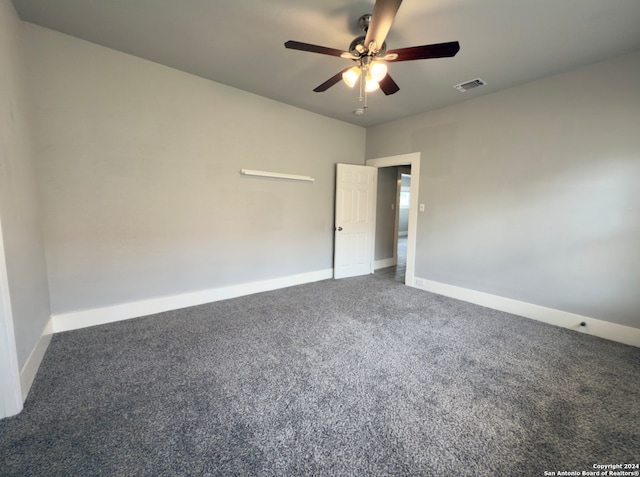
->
xmin=240 ymin=169 xmax=315 ymax=182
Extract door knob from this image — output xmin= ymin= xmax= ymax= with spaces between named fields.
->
xmin=336 ymin=226 xmax=343 ymax=231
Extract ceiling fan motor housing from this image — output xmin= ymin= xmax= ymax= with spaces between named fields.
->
xmin=349 ymin=35 xmax=387 ymax=57
xmin=351 ymin=13 xmax=389 ymax=57
xmin=358 ymin=14 xmax=372 ymax=31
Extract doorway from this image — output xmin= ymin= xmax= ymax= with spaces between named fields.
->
xmin=366 ymin=152 xmax=420 ymax=287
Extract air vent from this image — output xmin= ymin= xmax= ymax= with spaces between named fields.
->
xmin=454 ymin=78 xmax=487 ymax=92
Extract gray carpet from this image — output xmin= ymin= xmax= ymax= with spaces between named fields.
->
xmin=1 ymin=274 xmax=639 ymax=476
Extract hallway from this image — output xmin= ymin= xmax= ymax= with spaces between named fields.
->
xmin=375 ymin=235 xmax=407 ymax=283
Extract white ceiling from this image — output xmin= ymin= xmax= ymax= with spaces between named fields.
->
xmin=11 ymin=0 xmax=640 ymax=127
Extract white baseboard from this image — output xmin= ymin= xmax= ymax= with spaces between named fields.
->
xmin=374 ymin=258 xmax=396 ymax=270
xmin=412 ymin=277 xmax=640 ymax=348
xmin=20 ymin=317 xmax=54 ymax=401
xmin=52 ymin=269 xmax=334 ymax=333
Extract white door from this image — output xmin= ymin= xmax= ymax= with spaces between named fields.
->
xmin=334 ymin=164 xmax=377 ymax=279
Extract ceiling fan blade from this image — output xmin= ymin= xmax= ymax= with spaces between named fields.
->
xmin=364 ymin=0 xmax=403 ymax=54
xmin=386 ymin=41 xmax=460 ymax=62
xmin=313 ymin=67 xmax=352 ymax=92
xmin=284 ymin=40 xmax=346 ymax=58
xmin=379 ymin=74 xmax=400 ymax=95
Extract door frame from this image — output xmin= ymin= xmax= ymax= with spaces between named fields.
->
xmin=366 ymin=152 xmax=420 ymax=287
xmin=0 ymin=220 xmax=23 ymax=418
xmin=394 ymin=166 xmax=411 ymax=267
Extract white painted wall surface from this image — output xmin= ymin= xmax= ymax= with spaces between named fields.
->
xmin=366 ymin=51 xmax=640 ymax=329
xmin=25 ymin=24 xmax=365 ymax=316
xmin=0 ymin=1 xmax=50 ymax=373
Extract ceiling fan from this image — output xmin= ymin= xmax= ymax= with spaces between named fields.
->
xmin=284 ymin=0 xmax=460 ymax=100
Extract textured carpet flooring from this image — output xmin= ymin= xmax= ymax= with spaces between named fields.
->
xmin=1 ymin=274 xmax=639 ymax=476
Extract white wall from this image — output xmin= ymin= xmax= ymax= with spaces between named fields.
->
xmin=25 ymin=24 xmax=365 ymax=316
xmin=366 ymin=51 xmax=640 ymax=329
xmin=0 ymin=1 xmax=50 ymax=376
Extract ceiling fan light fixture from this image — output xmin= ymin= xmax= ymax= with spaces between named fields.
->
xmin=342 ymin=66 xmax=361 ymax=88
xmin=365 ymin=72 xmax=380 ymax=92
xmin=370 ymin=61 xmax=388 ymax=82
